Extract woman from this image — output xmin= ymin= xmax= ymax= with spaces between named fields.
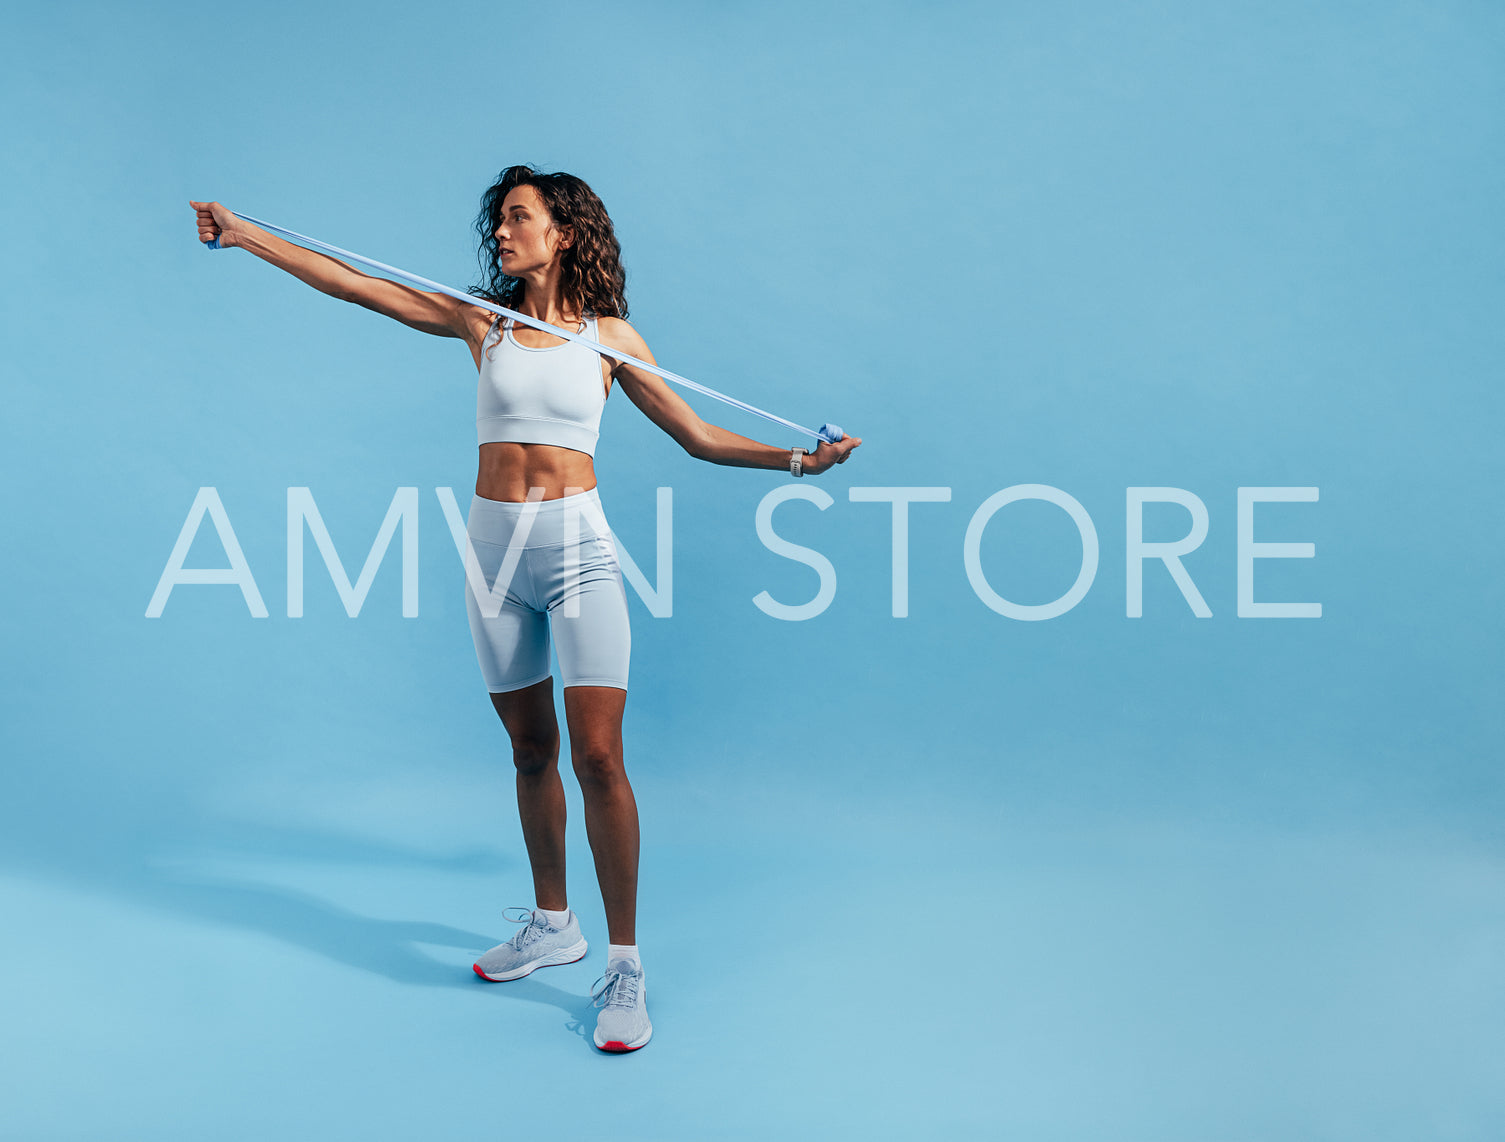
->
xmin=189 ymin=166 xmax=861 ymax=1052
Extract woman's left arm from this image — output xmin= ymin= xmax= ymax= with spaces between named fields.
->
xmin=600 ymin=318 xmax=861 ymax=475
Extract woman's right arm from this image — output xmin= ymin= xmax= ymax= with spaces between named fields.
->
xmin=190 ymin=200 xmax=471 ymax=340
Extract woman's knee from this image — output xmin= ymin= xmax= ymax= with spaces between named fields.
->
xmin=512 ymin=737 xmax=559 ymax=777
xmin=489 ymin=680 xmax=560 ymax=775
xmin=570 ymin=741 xmax=625 ymax=788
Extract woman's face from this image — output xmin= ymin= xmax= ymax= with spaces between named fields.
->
xmin=494 ymin=184 xmax=571 ymax=276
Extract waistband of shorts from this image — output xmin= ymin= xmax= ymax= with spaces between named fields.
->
xmin=469 ymin=487 xmax=602 ymax=517
xmin=467 ymin=488 xmax=610 ymax=547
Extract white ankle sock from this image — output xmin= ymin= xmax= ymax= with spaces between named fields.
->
xmin=537 ymin=906 xmax=571 ymax=928
xmin=607 ymin=943 xmax=640 ymax=969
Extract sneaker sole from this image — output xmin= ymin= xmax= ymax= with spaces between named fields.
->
xmin=472 ymin=937 xmax=589 ymax=982
xmin=594 ymin=1025 xmax=653 ymax=1053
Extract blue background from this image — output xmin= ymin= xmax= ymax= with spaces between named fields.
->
xmin=4 ymin=1 xmax=1503 ymax=1138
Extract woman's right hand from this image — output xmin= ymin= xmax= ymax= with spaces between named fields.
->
xmin=184 ymin=199 xmax=471 ymax=342
xmin=189 ymin=200 xmax=243 ymax=249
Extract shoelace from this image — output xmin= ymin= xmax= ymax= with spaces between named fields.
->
xmin=591 ymin=966 xmax=641 ymax=1011
xmin=500 ymin=906 xmax=550 ymax=950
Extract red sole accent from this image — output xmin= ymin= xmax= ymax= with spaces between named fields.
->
xmin=472 ymin=950 xmax=587 ymax=982
xmin=599 ymin=1040 xmax=635 ymax=1052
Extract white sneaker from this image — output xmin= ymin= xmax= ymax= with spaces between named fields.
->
xmin=592 ymin=959 xmax=652 ymax=1052
xmin=473 ymin=907 xmax=588 ymax=981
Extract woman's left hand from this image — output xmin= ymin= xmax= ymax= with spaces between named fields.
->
xmin=806 ymin=433 xmax=862 ymax=475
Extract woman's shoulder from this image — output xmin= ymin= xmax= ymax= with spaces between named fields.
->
xmin=456 ymin=301 xmax=503 ymax=364
xmin=594 ymin=315 xmax=646 ymax=353
xmin=594 ymin=314 xmax=635 ymax=336
xmin=461 ymin=300 xmax=502 ymax=336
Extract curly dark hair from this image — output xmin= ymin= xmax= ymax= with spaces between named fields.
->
xmin=471 ymin=165 xmax=628 ymax=329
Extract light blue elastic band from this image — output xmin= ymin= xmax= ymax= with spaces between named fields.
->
xmin=206 ymin=212 xmax=844 ymax=445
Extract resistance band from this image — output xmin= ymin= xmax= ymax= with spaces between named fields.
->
xmin=206 ymin=211 xmax=845 ymax=445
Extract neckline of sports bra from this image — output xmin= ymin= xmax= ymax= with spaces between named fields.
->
xmin=503 ymin=316 xmax=588 ymax=353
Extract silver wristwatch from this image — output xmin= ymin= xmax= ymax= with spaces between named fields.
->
xmin=790 ymin=447 xmax=806 ymax=477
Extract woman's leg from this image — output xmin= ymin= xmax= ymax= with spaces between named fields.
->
xmin=562 ymin=685 xmax=638 ymax=945
xmin=490 ymin=678 xmax=568 ymax=912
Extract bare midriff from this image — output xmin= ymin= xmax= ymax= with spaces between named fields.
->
xmin=476 ymin=441 xmax=598 ymax=502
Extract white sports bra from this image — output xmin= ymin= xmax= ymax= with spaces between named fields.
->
xmin=476 ymin=315 xmax=608 ymax=457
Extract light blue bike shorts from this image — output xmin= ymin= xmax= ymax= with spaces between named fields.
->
xmin=463 ymin=488 xmax=631 ymax=693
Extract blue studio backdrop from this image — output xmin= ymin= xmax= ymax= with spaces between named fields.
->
xmin=3 ymin=2 xmax=1502 ymax=1139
